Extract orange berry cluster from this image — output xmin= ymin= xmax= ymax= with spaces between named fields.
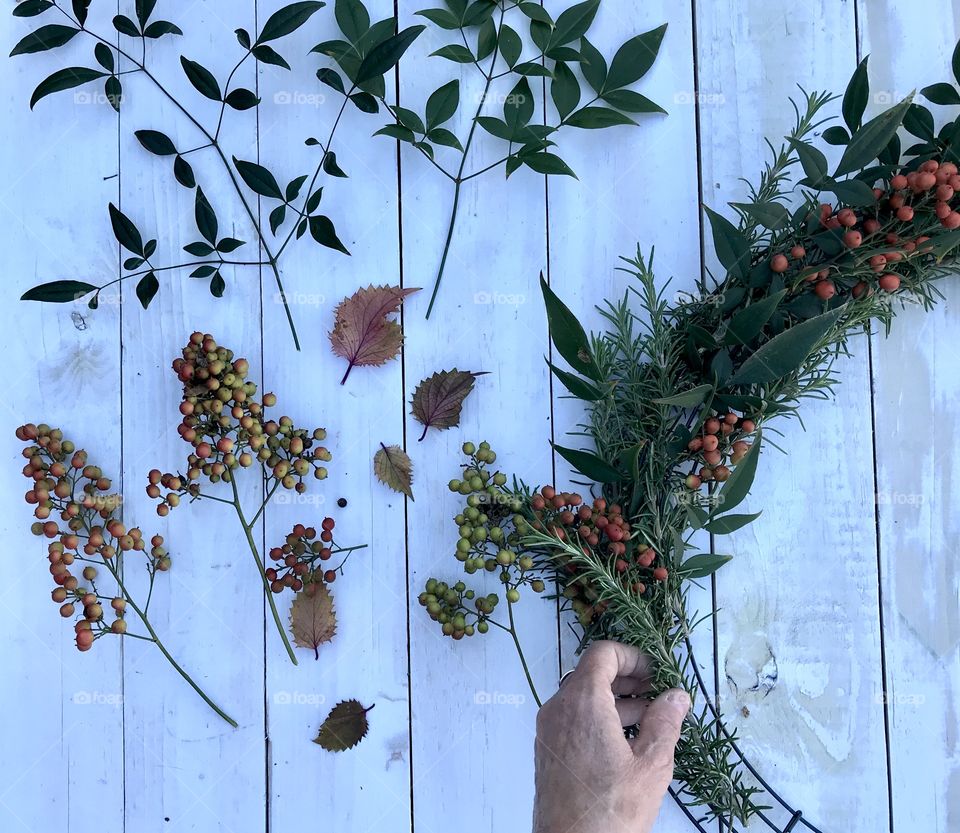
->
xmin=17 ymin=423 xmax=167 ymax=652
xmin=149 ymin=332 xmax=332 ymax=514
xmin=768 ymin=163 xmax=958 ymax=300
xmin=683 ymin=412 xmax=756 ymax=489
xmin=266 ymin=519 xmax=343 ymax=593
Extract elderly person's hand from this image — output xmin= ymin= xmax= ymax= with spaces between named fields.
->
xmin=532 ymin=641 xmax=690 ymax=833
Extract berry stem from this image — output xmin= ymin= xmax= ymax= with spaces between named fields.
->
xmin=505 ymin=593 xmax=542 ymax=708
xmin=102 ymin=560 xmax=238 ymax=727
xmin=229 ymin=475 xmax=298 ymax=665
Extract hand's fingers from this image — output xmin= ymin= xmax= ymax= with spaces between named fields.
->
xmin=569 ymin=641 xmax=651 ymax=692
xmin=629 ymin=688 xmax=690 ymax=784
xmin=614 ymin=696 xmax=648 ymax=727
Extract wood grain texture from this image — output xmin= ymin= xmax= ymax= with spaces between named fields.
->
xmin=1 ymin=1 xmax=958 ymax=832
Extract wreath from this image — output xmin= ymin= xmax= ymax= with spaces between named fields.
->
xmin=419 ymin=49 xmax=960 ymax=830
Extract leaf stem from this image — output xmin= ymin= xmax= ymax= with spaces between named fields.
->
xmin=506 ymin=594 xmax=542 ymax=708
xmin=228 ymin=475 xmax=298 ymax=664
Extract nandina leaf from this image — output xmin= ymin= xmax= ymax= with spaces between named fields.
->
xmin=10 ymin=24 xmax=79 ymax=56
xmin=329 ymin=285 xmax=420 ymax=384
xmin=678 ymin=553 xmax=733 ymax=579
xmin=834 ymin=94 xmax=913 ymax=176
xmin=257 ymin=1 xmax=325 ymax=44
xmin=21 ymin=280 xmax=97 ymax=303
xmin=410 ymin=369 xmax=484 ymax=441
xmin=713 ymin=431 xmax=762 ymax=515
xmin=313 ymin=699 xmax=373 ymax=751
xmin=374 ymin=443 xmax=414 ymax=499
xmin=552 ymin=442 xmax=622 ymax=483
xmin=289 ymin=583 xmax=336 ymax=660
xmin=30 ymin=67 xmax=106 ymax=109
xmin=842 ymin=56 xmax=870 ymax=132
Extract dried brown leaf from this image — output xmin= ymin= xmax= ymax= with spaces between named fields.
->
xmin=289 ymin=583 xmax=336 ymax=660
xmin=410 ymin=369 xmax=485 ymax=441
xmin=313 ymin=699 xmax=374 ymax=752
xmin=373 ymin=443 xmax=414 ymax=500
xmin=329 ymin=285 xmax=419 ymax=385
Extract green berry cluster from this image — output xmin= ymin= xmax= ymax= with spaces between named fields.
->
xmin=417 ymin=578 xmax=498 ymax=640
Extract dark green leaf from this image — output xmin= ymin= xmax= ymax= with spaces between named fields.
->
xmin=652 ymin=383 xmax=713 ymax=409
xmin=822 ymin=125 xmax=849 ymax=146
xmin=842 ymin=55 xmax=869 ymax=132
xmin=236 ymin=28 xmax=252 ymax=48
xmin=475 ymin=116 xmax=511 ymax=140
xmin=548 ymin=0 xmax=599 ymax=48
xmin=135 ymin=0 xmax=158 ymax=26
xmin=142 ymin=239 xmax=157 ymax=259
xmin=323 ymin=151 xmax=348 ymax=176
xmin=476 ymin=17 xmax=496 ymax=61
xmin=94 ymin=43 xmax=115 ymax=73
xmin=112 ymin=15 xmax=140 ymax=37
xmin=309 ymin=215 xmax=350 ymax=254
xmin=427 ymin=128 xmax=462 ymax=151
xmin=317 ymin=67 xmax=345 ymax=93
xmin=21 ymin=280 xmax=97 ymax=303
xmin=824 ymin=177 xmax=877 ymax=207
xmin=269 ymin=204 xmax=287 ymax=234
xmin=357 ymin=24 xmax=425 ymax=82
xmin=225 ymin=88 xmax=260 ymax=110
xmin=194 ymin=187 xmax=218 ymax=245
xmin=108 ymin=203 xmax=144 ymax=255
xmin=174 ymin=155 xmax=196 ymax=188
xmin=713 ymin=432 xmax=762 ymax=514
xmin=136 ymin=129 xmax=177 ymax=155
xmin=257 ymin=1 xmax=326 ymax=43
xmin=350 ymin=91 xmax=378 ymax=112
xmin=921 ymin=82 xmax=960 ymax=106
xmin=522 ymin=151 xmax=576 ymax=177
xmin=123 ymin=257 xmax=144 ymax=269
xmin=551 ymin=61 xmax=580 ymax=120
xmin=430 ymin=43 xmax=474 ymax=63
xmin=217 ymin=237 xmax=244 ymax=253
xmin=415 ymin=8 xmax=460 ymax=29
xmin=392 ymin=105 xmax=425 ymax=133
xmin=210 ymin=271 xmax=225 ymax=297
xmin=143 ymin=20 xmax=182 ymax=38
xmin=13 ymin=1 xmax=55 ymax=17
xmin=180 ymin=56 xmax=222 ymax=101
xmin=903 ymin=103 xmax=935 ymax=141
xmin=374 ymin=123 xmax=417 ymax=143
xmin=579 ymin=37 xmax=606 ymax=93
xmin=539 ymin=274 xmax=600 ymax=380
xmin=566 ymin=106 xmax=637 ymax=129
xmin=504 ymin=77 xmax=533 ymax=131
xmin=512 ymin=61 xmax=552 ymax=77
xmin=600 ymin=88 xmax=664 ymax=114
xmin=552 ymin=442 xmax=621 ymax=483
xmin=499 ymin=24 xmax=522 ymax=67
xmin=184 ymin=241 xmax=214 ymax=256
xmin=789 ymin=138 xmax=828 ymax=188
xmin=548 ymin=362 xmax=603 ymax=400
xmin=461 ymin=0 xmax=495 ymax=27
xmin=730 ymin=307 xmax=845 ymax=385
xmin=732 ymin=200 xmax=789 ymax=230
xmin=29 ymin=66 xmax=105 ymax=109
xmin=678 ymin=553 xmax=733 ymax=580
xmin=136 ymin=272 xmax=159 ymax=309
xmin=190 ymin=265 xmax=216 ymax=278
xmin=426 ymin=79 xmax=459 ymax=129
xmin=703 ymin=206 xmax=750 ymax=279
xmin=605 ymin=23 xmax=667 ymax=90
xmin=286 ymin=174 xmax=308 ymax=201
xmin=105 ymin=75 xmax=122 ymax=112
xmin=704 ymin=512 xmax=762 ymax=535
xmin=234 ymin=157 xmax=284 ymax=199
xmin=518 ymin=2 xmax=552 ymax=24
xmin=306 ymin=188 xmax=323 ymax=214
xmin=835 ymin=94 xmax=913 ymax=176
xmin=724 ymin=290 xmax=785 ymax=347
xmin=335 ymin=0 xmax=370 ymax=43
xmin=253 ymin=44 xmax=291 ymax=69
xmin=10 ymin=23 xmax=78 ymax=56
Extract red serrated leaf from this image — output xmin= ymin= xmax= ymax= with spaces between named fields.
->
xmin=313 ymin=699 xmax=374 ymax=751
xmin=410 ymin=369 xmax=485 ymax=441
xmin=329 ymin=285 xmax=420 ymax=384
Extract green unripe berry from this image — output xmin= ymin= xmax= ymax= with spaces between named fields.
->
xmin=493 ymin=473 xmax=507 ymax=486
xmin=458 ymin=482 xmax=472 ymax=495
xmin=519 ymin=556 xmax=534 ymax=571
xmin=470 ymin=528 xmax=487 ymax=543
xmin=469 ymin=476 xmax=483 ymax=491
xmin=441 ymin=622 xmax=454 ymax=636
xmin=454 ymin=581 xmax=465 ymax=592
xmin=462 ymin=442 xmax=476 ymax=455
xmin=477 ymin=621 xmax=489 ymax=634
xmin=506 ymin=589 xmax=520 ymax=603
xmin=458 ymin=524 xmax=473 ymax=538
xmin=456 ymin=538 xmax=471 ymax=554
xmin=531 ymin=580 xmax=545 ymax=593
xmin=466 ymin=495 xmax=480 ymax=507
xmin=426 ymin=579 xmax=438 ymax=594
xmin=484 ymin=559 xmax=497 ymax=572
xmin=448 ymin=479 xmax=462 ymax=491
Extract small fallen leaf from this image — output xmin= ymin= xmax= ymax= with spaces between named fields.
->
xmin=374 ymin=443 xmax=414 ymax=500
xmin=313 ymin=699 xmax=374 ymax=751
xmin=329 ymin=285 xmax=420 ymax=385
xmin=410 ymin=369 xmax=485 ymax=441
xmin=289 ymin=583 xmax=336 ymax=660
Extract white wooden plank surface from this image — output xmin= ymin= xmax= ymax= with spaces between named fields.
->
xmin=2 ymin=1 xmax=960 ymax=832
xmin=859 ymin=3 xmax=960 ymax=831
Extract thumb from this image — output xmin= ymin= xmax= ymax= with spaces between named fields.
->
xmin=630 ymin=688 xmax=690 ymax=780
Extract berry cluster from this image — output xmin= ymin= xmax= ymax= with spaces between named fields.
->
xmin=17 ymin=423 xmax=168 ymax=652
xmin=266 ymin=519 xmax=356 ymax=593
xmin=417 ymin=579 xmax=499 ymax=639
xmin=682 ymin=412 xmax=756 ymax=489
xmin=767 ymin=163 xmax=958 ymax=303
xmin=150 ymin=332 xmax=331 ymax=515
